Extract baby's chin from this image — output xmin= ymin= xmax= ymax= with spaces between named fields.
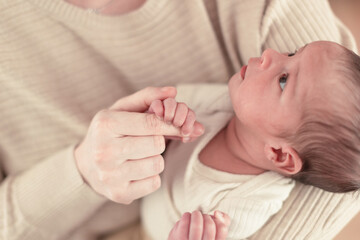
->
xmin=230 ymin=65 xmax=247 ymax=84
xmin=229 ymin=71 xmax=242 ymax=83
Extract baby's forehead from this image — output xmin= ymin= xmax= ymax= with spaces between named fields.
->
xmin=297 ymin=43 xmax=350 ymax=111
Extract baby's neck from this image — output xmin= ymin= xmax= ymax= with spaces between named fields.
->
xmin=199 ymin=118 xmax=266 ymax=175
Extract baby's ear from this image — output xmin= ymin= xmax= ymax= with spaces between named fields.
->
xmin=264 ymin=144 xmax=302 ymax=175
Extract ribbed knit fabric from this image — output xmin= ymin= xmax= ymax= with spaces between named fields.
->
xmin=0 ymin=0 xmax=359 ymax=239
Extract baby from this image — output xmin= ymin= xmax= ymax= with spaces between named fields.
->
xmin=142 ymin=41 xmax=360 ymax=240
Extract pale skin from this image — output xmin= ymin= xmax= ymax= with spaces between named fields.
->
xmin=68 ymin=0 xmax=208 ymax=205
xmin=148 ymin=41 xmax=346 ymax=238
xmin=67 ymin=0 xmax=208 ymax=206
xmin=75 ymin=87 xmax=204 ymax=204
xmin=148 ymin=98 xmax=230 ymax=240
xmin=201 ymin=41 xmax=346 ymax=176
xmin=168 ymin=211 xmax=231 ymax=240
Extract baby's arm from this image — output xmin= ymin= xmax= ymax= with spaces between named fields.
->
xmin=168 ymin=211 xmax=230 ymax=240
xmin=148 ymin=98 xmax=204 ymax=142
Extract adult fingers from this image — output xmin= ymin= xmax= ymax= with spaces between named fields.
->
xmin=96 ymin=155 xmax=165 ymax=186
xmin=124 ymin=175 xmax=162 ymax=202
xmin=115 ymin=136 xmax=166 ymax=160
xmin=94 ymin=110 xmax=183 ymax=137
xmin=110 ymin=86 xmax=177 ymax=112
xmin=92 ymin=136 xmax=166 ymax=171
xmin=123 ymin=155 xmax=165 ymax=181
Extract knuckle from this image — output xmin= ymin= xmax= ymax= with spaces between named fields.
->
xmin=205 ymin=216 xmax=216 ymax=230
xmin=188 ymin=109 xmax=196 ymax=119
xmin=153 ymin=155 xmax=165 ymax=173
xmin=152 ymin=175 xmax=161 ymax=190
xmin=91 ymin=110 xmax=113 ymax=138
xmin=108 ymin=188 xmax=127 ymax=203
xmin=97 ymin=171 xmax=110 ymax=183
xmin=173 ymin=120 xmax=182 ymax=127
xmin=145 ymin=114 xmax=162 ymax=132
xmin=193 ymin=221 xmax=203 ymax=230
xmin=178 ymin=102 xmax=188 ymax=110
xmin=144 ymin=86 xmax=155 ymax=93
xmin=123 ymin=199 xmax=134 ymax=205
xmin=163 ymin=97 xmax=176 ymax=106
xmin=93 ymin=110 xmax=110 ymax=128
xmin=218 ymin=225 xmax=228 ymax=236
xmin=117 ymin=140 xmax=131 ymax=157
xmin=153 ymin=135 xmax=165 ymax=153
xmin=93 ymin=150 xmax=105 ymax=165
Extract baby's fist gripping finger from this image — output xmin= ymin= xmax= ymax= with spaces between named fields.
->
xmin=148 ymin=99 xmax=164 ymax=119
xmin=172 ymin=102 xmax=189 ymax=127
xmin=163 ymin=98 xmax=178 ymax=123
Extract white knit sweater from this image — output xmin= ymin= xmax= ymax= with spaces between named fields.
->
xmin=0 ymin=0 xmax=359 ymax=239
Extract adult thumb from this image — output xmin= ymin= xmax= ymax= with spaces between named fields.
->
xmin=110 ymin=86 xmax=177 ymax=112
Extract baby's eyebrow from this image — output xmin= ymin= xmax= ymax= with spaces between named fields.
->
xmin=298 ymin=44 xmax=308 ymax=54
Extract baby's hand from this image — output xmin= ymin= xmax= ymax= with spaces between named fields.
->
xmin=148 ymin=98 xmax=204 ymax=142
xmin=168 ymin=210 xmax=230 ymax=240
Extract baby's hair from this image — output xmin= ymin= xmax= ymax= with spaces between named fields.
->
xmin=288 ymin=47 xmax=360 ymax=193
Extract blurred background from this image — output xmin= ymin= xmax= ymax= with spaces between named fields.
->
xmin=329 ymin=0 xmax=360 ymax=239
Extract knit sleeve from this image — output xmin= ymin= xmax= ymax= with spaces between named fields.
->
xmin=250 ymin=1 xmax=360 ymax=239
xmin=218 ymin=198 xmax=283 ymax=239
xmin=0 ymin=145 xmax=107 ymax=240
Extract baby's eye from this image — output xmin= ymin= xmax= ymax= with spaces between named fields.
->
xmin=279 ymin=73 xmax=288 ymax=91
xmin=287 ymin=50 xmax=297 ymax=57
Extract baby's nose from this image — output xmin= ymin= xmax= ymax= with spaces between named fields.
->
xmin=260 ymin=48 xmax=282 ymax=69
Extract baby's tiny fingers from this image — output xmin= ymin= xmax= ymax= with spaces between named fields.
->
xmin=178 ymin=212 xmax=191 ymax=236
xmin=213 ymin=211 xmax=230 ymax=240
xmin=168 ymin=221 xmax=180 ymax=240
xmin=189 ymin=211 xmax=203 ymax=240
xmin=202 ymin=214 xmax=216 ymax=240
xmin=168 ymin=213 xmax=191 ymax=240
xmin=173 ymin=102 xmax=189 ymax=127
xmin=163 ymin=98 xmax=177 ymax=123
xmin=149 ymin=99 xmax=164 ymax=119
xmin=181 ymin=109 xmax=196 ymax=136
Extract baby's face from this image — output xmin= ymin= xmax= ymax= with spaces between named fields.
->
xmin=228 ymin=41 xmax=345 ymax=140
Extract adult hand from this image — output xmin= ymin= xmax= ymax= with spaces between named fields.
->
xmin=74 ymin=87 xmax=204 ymax=204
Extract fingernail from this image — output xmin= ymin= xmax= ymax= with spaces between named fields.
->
xmin=215 ymin=211 xmax=225 ymax=223
xmin=182 ymin=130 xmax=190 ymax=136
xmin=182 ymin=137 xmax=190 ymax=143
xmin=194 ymin=126 xmax=205 ymax=135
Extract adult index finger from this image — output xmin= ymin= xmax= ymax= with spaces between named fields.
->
xmin=102 ymin=110 xmax=184 ymax=136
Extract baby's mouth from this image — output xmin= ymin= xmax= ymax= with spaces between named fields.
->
xmin=240 ymin=65 xmax=247 ymax=80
